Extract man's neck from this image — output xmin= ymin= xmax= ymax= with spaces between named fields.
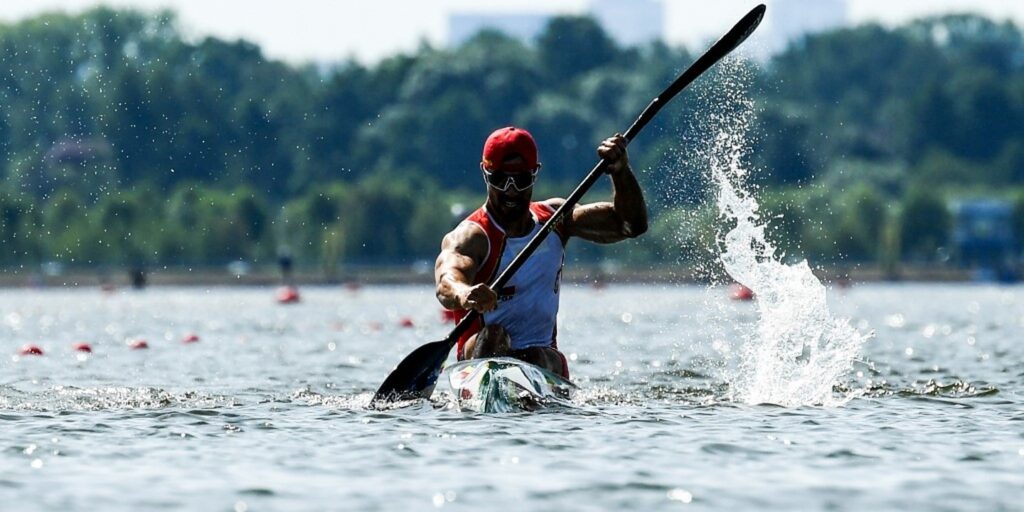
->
xmin=485 ymin=201 xmax=533 ymax=237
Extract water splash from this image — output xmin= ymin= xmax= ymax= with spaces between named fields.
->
xmin=703 ymin=60 xmax=869 ymax=407
xmin=1 ymin=385 xmax=236 ymax=411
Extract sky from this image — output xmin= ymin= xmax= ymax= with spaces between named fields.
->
xmin=0 ymin=0 xmax=1023 ymax=64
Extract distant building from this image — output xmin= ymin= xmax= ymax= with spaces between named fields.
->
xmin=43 ymin=137 xmax=113 ymax=166
xmin=952 ymin=200 xmax=1018 ymax=282
xmin=448 ymin=13 xmax=551 ymax=47
xmin=447 ymin=0 xmax=663 ymax=48
xmin=763 ymin=0 xmax=848 ymax=54
xmin=586 ymin=0 xmax=663 ymax=46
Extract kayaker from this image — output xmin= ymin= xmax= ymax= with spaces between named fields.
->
xmin=435 ymin=126 xmax=647 ymax=378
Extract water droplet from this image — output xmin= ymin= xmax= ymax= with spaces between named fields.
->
xmin=432 ymin=493 xmax=445 ymax=507
xmin=884 ymin=314 xmax=905 ymax=328
xmin=667 ymin=488 xmax=692 ymax=503
xmin=30 ymin=459 xmax=43 ymax=469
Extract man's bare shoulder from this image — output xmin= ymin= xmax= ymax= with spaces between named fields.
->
xmin=441 ymin=221 xmax=488 ymax=259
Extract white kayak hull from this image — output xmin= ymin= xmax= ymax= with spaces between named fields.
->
xmin=446 ymin=357 xmax=576 ymax=413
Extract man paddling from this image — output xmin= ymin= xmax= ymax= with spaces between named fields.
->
xmin=435 ymin=126 xmax=647 ymax=378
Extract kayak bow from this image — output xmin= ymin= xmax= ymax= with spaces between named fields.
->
xmin=446 ymin=357 xmax=576 ymax=413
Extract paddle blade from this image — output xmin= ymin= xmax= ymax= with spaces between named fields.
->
xmin=623 ymin=4 xmax=766 ymax=142
xmin=371 ymin=339 xmax=453 ymax=405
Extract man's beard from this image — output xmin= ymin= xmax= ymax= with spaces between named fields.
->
xmin=496 ymin=196 xmax=528 ymax=217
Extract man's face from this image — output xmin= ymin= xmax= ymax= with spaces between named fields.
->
xmin=483 ymin=166 xmax=536 ymax=218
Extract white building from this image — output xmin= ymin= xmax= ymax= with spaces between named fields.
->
xmin=763 ymin=0 xmax=848 ymax=53
xmin=447 ymin=0 xmax=664 ymax=48
xmin=587 ymin=0 xmax=664 ymax=46
xmin=448 ymin=13 xmax=551 ymax=47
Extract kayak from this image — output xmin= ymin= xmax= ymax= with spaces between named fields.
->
xmin=446 ymin=357 xmax=576 ymax=413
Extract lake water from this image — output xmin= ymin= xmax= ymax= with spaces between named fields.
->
xmin=1 ymin=283 xmax=1021 ymax=511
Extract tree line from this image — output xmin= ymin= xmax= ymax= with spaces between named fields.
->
xmin=1 ymin=8 xmax=1023 ymax=274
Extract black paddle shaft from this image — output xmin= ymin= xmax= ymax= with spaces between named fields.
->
xmin=445 ymin=3 xmax=767 ymax=346
xmin=372 ymin=4 xmax=766 ymax=403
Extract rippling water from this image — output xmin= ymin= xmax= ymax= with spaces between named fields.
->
xmin=1 ymin=284 xmax=1022 ymax=511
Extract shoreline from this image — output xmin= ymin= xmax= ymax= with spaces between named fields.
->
xmin=0 ymin=263 xmax=983 ymax=288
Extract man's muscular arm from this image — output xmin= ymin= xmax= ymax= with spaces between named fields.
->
xmin=559 ymin=134 xmax=648 ymax=243
xmin=435 ymin=223 xmax=498 ymax=312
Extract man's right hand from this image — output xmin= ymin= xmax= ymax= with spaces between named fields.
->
xmin=460 ymin=284 xmax=498 ymax=312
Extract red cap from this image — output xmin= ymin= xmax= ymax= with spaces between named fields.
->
xmin=482 ymin=126 xmax=538 ymax=173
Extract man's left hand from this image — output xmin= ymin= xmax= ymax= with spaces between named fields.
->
xmin=597 ymin=134 xmax=630 ymax=175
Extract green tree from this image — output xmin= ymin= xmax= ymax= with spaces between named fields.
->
xmin=536 ymin=16 xmax=619 ymax=87
xmin=833 ymin=184 xmax=888 ymax=261
xmin=899 ymin=190 xmax=950 ymax=261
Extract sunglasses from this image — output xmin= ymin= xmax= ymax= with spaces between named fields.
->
xmin=481 ymin=166 xmax=539 ymax=192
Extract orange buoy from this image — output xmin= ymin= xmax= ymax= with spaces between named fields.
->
xmin=19 ymin=344 xmax=43 ymax=356
xmin=730 ymin=283 xmax=754 ymax=301
xmin=277 ymin=286 xmax=300 ymax=304
xmin=72 ymin=342 xmax=93 ymax=353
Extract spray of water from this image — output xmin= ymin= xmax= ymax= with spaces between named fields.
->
xmin=701 ymin=60 xmax=869 ymax=407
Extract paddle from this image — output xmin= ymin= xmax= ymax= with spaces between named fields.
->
xmin=371 ymin=4 xmax=767 ymax=405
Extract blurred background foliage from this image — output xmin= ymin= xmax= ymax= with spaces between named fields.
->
xmin=0 ymin=7 xmax=1022 ymax=274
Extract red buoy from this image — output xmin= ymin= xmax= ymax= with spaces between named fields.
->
xmin=277 ymin=286 xmax=300 ymax=304
xmin=182 ymin=333 xmax=200 ymax=344
xmin=72 ymin=342 xmax=93 ymax=353
xmin=730 ymin=283 xmax=754 ymax=301
xmin=129 ymin=339 xmax=149 ymax=350
xmin=19 ymin=344 xmax=43 ymax=356
xmin=398 ymin=317 xmax=415 ymax=328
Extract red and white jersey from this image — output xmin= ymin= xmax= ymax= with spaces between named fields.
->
xmin=453 ymin=202 xmax=568 ymax=359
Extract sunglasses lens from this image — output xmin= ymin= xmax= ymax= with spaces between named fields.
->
xmin=484 ymin=170 xmax=535 ymax=191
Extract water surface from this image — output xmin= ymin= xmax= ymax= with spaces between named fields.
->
xmin=1 ymin=284 xmax=1022 ymax=511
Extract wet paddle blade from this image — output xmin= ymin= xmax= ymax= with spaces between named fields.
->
xmin=371 ymin=339 xmax=453 ymax=405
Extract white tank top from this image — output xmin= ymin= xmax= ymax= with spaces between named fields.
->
xmin=482 ymin=211 xmax=565 ymax=350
